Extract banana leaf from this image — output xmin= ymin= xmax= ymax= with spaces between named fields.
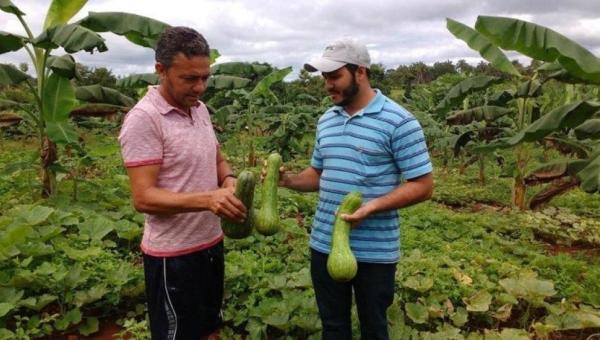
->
xmin=209 ymin=49 xmax=220 ymax=64
xmin=577 ymin=151 xmax=600 ymax=193
xmin=0 ymin=0 xmax=24 ymax=16
xmin=543 ymin=136 xmax=592 ymax=159
xmin=78 ymin=12 xmax=169 ymax=49
xmin=515 ymin=80 xmax=542 ymax=98
xmin=295 ymin=94 xmax=319 ymax=104
xmin=207 ymin=75 xmax=252 ymax=90
xmin=75 ymin=85 xmax=136 ymax=107
xmin=211 ymin=62 xmax=272 ymax=78
xmin=506 ymin=101 xmax=600 ymax=145
xmin=43 ymin=73 xmax=78 ymax=144
xmin=0 ymin=31 xmax=26 ymax=54
xmin=525 ymin=161 xmax=572 ymax=185
xmin=0 ymin=98 xmax=32 ymax=111
xmin=453 ymin=130 xmax=474 ymax=156
xmin=488 ymin=90 xmax=514 ymax=106
xmin=213 ymin=105 xmax=236 ymax=127
xmin=447 ymin=18 xmax=520 ymax=77
xmin=47 ymin=55 xmax=77 ymax=79
xmin=117 ymin=73 xmax=158 ymax=88
xmin=446 ymin=106 xmax=512 ymax=125
xmin=435 ymin=76 xmax=502 ymax=113
xmin=537 ymin=61 xmax=591 ymax=84
xmin=0 ymin=63 xmax=30 ymax=86
xmin=475 ymin=16 xmax=600 ymax=84
xmin=574 ymin=119 xmax=600 ymax=140
xmin=43 ymin=0 xmax=87 ymax=29
xmin=0 ymin=111 xmax=22 ymax=127
xmin=32 ymin=23 xmax=107 ymax=53
xmin=70 ymin=103 xmax=125 ymax=117
xmin=250 ymin=67 xmax=292 ymax=97
xmin=212 ymin=62 xmax=252 ymax=76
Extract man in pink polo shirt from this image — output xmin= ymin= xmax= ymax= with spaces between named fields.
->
xmin=119 ymin=26 xmax=246 ymax=339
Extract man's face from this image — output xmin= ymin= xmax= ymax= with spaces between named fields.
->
xmin=156 ymin=53 xmax=211 ymax=111
xmin=322 ymin=66 xmax=359 ymax=107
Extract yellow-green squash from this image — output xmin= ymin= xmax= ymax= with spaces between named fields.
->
xmin=327 ymin=191 xmax=362 ymax=282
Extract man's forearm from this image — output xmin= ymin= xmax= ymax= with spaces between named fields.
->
xmin=281 ymin=167 xmax=321 ymax=192
xmin=363 ymin=173 xmax=433 ymax=214
xmin=216 ymin=159 xmax=234 ymax=185
xmin=133 ymin=187 xmax=214 ymax=215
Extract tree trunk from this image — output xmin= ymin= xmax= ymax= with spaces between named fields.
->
xmin=41 ymin=137 xmax=57 ymax=197
xmin=460 ymin=154 xmax=478 ymax=175
xmin=247 ymin=138 xmax=256 ymax=167
xmin=512 ymin=145 xmax=530 ymax=210
xmin=478 ymin=155 xmax=485 ymax=185
xmin=513 ymin=175 xmax=527 ymax=210
xmin=458 ymin=153 xmax=466 ymax=175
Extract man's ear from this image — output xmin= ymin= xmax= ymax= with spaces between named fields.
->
xmin=357 ymin=66 xmax=368 ymax=81
xmin=155 ymin=62 xmax=165 ymax=77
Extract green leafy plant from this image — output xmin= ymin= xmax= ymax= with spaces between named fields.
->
xmin=442 ymin=16 xmax=600 ymax=209
xmin=0 ymin=0 xmax=168 ymax=196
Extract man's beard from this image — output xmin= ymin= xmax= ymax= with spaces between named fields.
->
xmin=336 ymin=75 xmax=360 ymax=107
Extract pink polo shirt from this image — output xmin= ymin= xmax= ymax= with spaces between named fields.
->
xmin=118 ymin=86 xmax=223 ymax=257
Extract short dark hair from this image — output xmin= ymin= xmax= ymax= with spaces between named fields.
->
xmin=155 ymin=26 xmax=210 ymax=68
xmin=345 ymin=64 xmax=371 ymax=78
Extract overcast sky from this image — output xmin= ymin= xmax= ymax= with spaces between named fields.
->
xmin=2 ymin=0 xmax=600 ymax=78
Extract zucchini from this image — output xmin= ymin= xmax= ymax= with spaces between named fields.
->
xmin=221 ymin=170 xmax=256 ymax=239
xmin=327 ymin=191 xmax=362 ymax=282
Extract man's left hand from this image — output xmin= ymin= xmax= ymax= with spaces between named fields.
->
xmin=340 ymin=204 xmax=375 ymax=228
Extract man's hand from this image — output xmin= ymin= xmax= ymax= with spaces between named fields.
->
xmin=261 ymin=159 xmax=289 ymax=187
xmin=209 ymin=187 xmax=247 ymax=223
xmin=340 ymin=203 xmax=375 ymax=228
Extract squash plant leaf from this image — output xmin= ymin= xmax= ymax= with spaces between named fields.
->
xmin=463 ymin=290 xmax=492 ymax=312
xmin=78 ymin=216 xmax=115 ymax=242
xmin=405 ymin=302 xmax=429 ymax=324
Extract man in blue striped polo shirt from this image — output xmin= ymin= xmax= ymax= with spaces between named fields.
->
xmin=279 ymin=38 xmax=434 ymax=340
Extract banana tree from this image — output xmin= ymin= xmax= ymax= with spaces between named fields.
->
xmin=498 ymin=102 xmax=599 ymax=209
xmin=444 ymin=16 xmax=600 ymax=209
xmin=434 ymin=75 xmax=508 ymax=179
xmin=238 ymin=67 xmax=292 ymax=166
xmin=0 ymin=0 xmax=169 ymax=196
xmin=205 ymin=64 xmax=292 ymax=166
xmin=446 ymin=105 xmax=513 ymax=184
xmin=263 ymin=94 xmax=329 ymax=161
xmin=201 ymin=62 xmax=269 ymax=115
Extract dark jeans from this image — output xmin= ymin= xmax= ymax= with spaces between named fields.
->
xmin=143 ymin=241 xmax=224 ymax=340
xmin=310 ymin=249 xmax=396 ymax=340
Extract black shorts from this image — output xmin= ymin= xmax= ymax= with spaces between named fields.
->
xmin=143 ymin=241 xmax=224 ymax=340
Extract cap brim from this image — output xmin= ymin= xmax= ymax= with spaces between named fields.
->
xmin=303 ymin=58 xmax=346 ymax=73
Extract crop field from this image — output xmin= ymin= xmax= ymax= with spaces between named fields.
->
xmin=1 ymin=1 xmax=599 ymax=339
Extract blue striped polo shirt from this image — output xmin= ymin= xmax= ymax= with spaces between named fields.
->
xmin=309 ymin=89 xmax=432 ymax=263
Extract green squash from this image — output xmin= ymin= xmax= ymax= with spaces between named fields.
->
xmin=255 ymin=153 xmax=282 ymax=236
xmin=327 ymin=191 xmax=362 ymax=282
xmin=221 ymin=170 xmax=256 ymax=239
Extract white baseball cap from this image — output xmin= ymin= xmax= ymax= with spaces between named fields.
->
xmin=304 ymin=38 xmax=371 ymax=73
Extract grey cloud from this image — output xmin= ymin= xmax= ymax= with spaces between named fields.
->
xmin=479 ymin=0 xmax=600 ymax=16
xmin=0 ymin=0 xmax=598 ymax=77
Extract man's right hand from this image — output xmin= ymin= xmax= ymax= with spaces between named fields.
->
xmin=209 ymin=187 xmax=247 ymax=223
xmin=261 ymin=159 xmax=289 ymax=187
